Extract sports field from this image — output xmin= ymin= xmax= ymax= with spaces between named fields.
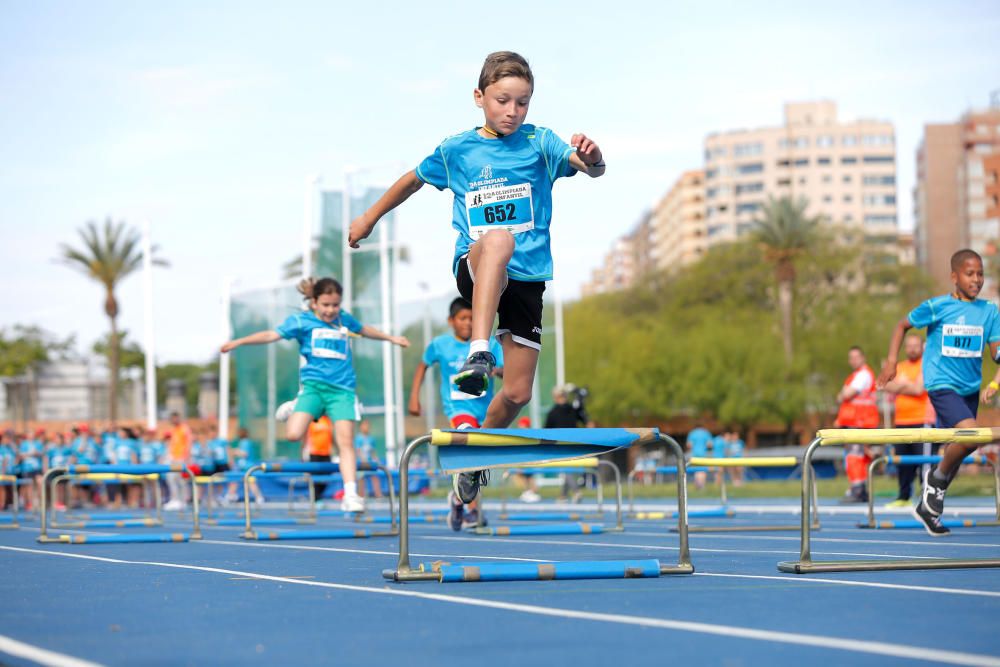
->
xmin=3 ymin=495 xmax=999 ymax=667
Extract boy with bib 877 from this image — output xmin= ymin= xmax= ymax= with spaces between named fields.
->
xmin=349 ymin=51 xmax=606 ymax=504
xmin=877 ymin=249 xmax=1000 ymax=536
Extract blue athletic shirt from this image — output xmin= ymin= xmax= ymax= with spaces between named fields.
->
xmin=415 ymin=125 xmax=577 ymax=282
xmin=686 ymin=428 xmax=712 ymax=458
xmin=234 ymin=438 xmax=258 ymax=471
xmin=422 ymin=334 xmax=504 ymax=422
xmin=276 ymin=310 xmax=364 ymax=390
xmin=729 ymin=438 xmax=745 ymax=457
xmin=138 ymin=440 xmax=160 ymax=465
xmin=711 ymin=435 xmax=728 ymax=458
xmin=114 ymin=438 xmax=136 ymax=465
xmin=907 ymin=295 xmax=1000 ymax=395
xmin=208 ymin=438 xmax=230 ymax=466
xmin=0 ymin=444 xmax=15 ymax=473
xmin=45 ymin=445 xmax=72 ymax=469
xmin=72 ymin=436 xmax=98 ymax=465
xmin=18 ymin=439 xmax=43 ymax=473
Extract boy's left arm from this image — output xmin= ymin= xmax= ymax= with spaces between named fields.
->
xmin=568 ymin=134 xmax=606 ymax=178
xmin=983 ymin=341 xmax=1000 ymax=403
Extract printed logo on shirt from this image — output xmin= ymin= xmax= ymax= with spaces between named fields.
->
xmin=479 ymin=165 xmax=493 ymax=180
xmin=532 ymin=326 xmax=543 ymax=335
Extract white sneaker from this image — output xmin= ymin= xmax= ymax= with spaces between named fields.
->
xmin=275 ymin=400 xmax=296 ymax=422
xmin=340 ymin=493 xmax=365 ymax=513
xmin=163 ymin=499 xmax=184 ymax=511
xmin=520 ymin=490 xmax=542 ymax=503
xmin=255 ymin=496 xmax=266 ymax=506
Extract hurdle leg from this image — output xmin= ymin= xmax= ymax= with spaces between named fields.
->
xmin=658 ymin=435 xmax=693 ymax=574
xmin=598 ymin=460 xmax=624 ymax=531
xmin=627 ymin=469 xmax=638 ymax=515
xmin=37 ymin=467 xmax=67 ymax=543
xmin=185 ymin=465 xmax=202 ymax=539
xmin=376 ymin=463 xmax=398 ymax=534
xmin=862 ymin=456 xmax=887 ymax=529
xmin=383 ymin=436 xmax=438 ymax=582
xmin=241 ymin=465 xmax=263 ymax=539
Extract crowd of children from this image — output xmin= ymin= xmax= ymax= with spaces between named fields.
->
xmin=0 ymin=419 xmax=261 ymax=512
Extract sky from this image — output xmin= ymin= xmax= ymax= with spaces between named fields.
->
xmin=2 ymin=1 xmax=999 ymax=364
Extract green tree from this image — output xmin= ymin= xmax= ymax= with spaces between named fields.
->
xmin=751 ymin=196 xmax=821 ymax=364
xmin=58 ymin=219 xmax=168 ymax=424
xmin=0 ymin=325 xmax=75 ymax=376
xmin=92 ymin=330 xmax=145 ymax=370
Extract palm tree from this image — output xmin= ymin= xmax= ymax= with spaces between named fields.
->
xmin=59 ymin=219 xmax=167 ymax=424
xmin=751 ymin=196 xmax=820 ymax=364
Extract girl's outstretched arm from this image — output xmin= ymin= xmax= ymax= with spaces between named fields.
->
xmin=221 ymin=330 xmax=281 ymax=353
xmin=348 ymin=170 xmax=423 ymax=248
xmin=358 ymin=325 xmax=409 ymax=348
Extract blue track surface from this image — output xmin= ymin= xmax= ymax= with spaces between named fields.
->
xmin=2 ymin=497 xmax=999 ymax=666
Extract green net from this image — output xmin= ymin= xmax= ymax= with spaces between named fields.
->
xmin=230 ymin=184 xmax=562 ymax=464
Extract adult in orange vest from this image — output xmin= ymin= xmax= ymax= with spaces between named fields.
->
xmin=303 ymin=416 xmax=334 ymax=501
xmin=882 ymin=334 xmax=933 ymax=507
xmin=164 ymin=412 xmax=192 ymax=510
xmin=835 ymin=346 xmax=878 ymax=502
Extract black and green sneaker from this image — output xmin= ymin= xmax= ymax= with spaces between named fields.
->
xmin=453 ymin=470 xmax=489 ymax=504
xmin=453 ymin=351 xmax=496 ymax=397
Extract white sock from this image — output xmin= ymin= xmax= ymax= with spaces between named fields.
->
xmin=344 ymin=481 xmax=358 ymax=496
xmin=469 ymin=339 xmax=489 ymax=356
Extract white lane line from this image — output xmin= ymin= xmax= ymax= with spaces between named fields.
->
xmin=1 ymin=545 xmax=997 ymax=667
xmin=628 ymin=531 xmax=1000 ymax=549
xmin=421 ymin=535 xmax=945 ymax=560
xmin=693 ymin=572 xmax=1000 ymax=599
xmin=197 ymin=538 xmax=553 ymax=562
xmin=0 ymin=633 xmax=105 ymax=667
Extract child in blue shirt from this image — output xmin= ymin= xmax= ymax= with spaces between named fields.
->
xmin=408 ymin=297 xmax=504 ymax=529
xmin=686 ymin=424 xmax=712 ymax=490
xmin=221 ymin=277 xmax=408 ymax=513
xmin=878 ymin=249 xmax=1000 ymax=535
xmin=350 ymin=51 xmax=605 ymax=504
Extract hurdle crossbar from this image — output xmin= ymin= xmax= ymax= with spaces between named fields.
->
xmin=239 ymin=461 xmax=397 ymax=540
xmin=38 ymin=464 xmax=201 ymax=543
xmin=383 ymin=428 xmax=693 ymax=583
xmin=859 ymin=454 xmax=999 ymax=529
xmin=778 ymin=428 xmax=1000 ymax=573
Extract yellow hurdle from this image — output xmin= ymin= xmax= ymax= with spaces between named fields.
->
xmin=688 ymin=457 xmax=799 ymax=468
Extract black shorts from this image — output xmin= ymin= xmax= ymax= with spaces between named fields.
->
xmin=213 ymin=463 xmax=230 ymax=474
xmin=456 ymin=254 xmax=545 ymax=349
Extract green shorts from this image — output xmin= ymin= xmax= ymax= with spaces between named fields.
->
xmin=293 ymin=381 xmax=361 ymax=422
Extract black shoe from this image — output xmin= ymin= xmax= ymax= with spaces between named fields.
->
xmin=462 ymin=508 xmax=486 ymax=530
xmin=921 ymin=471 xmax=947 ymax=516
xmin=913 ymin=501 xmax=950 ymax=537
xmin=447 ymin=492 xmax=464 ymax=532
xmin=453 ymin=351 xmax=495 ymax=397
xmin=453 ymin=470 xmax=489 ymax=504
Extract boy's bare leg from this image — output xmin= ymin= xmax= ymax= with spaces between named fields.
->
xmin=466 ymin=230 xmax=514 ymax=342
xmin=285 ymin=413 xmax=313 ymax=442
xmin=483 ymin=339 xmax=537 ymax=428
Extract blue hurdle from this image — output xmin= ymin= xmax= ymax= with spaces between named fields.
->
xmin=49 ymin=471 xmax=164 ymax=528
xmin=238 ymin=461 xmax=397 ymax=541
xmin=383 ymin=427 xmax=693 ymax=583
xmin=37 ymin=463 xmax=202 ymax=544
xmin=422 ymin=559 xmax=662 ymax=582
xmin=859 ymin=453 xmax=1000 ymax=529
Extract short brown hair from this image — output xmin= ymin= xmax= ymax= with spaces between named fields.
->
xmin=478 ymin=51 xmax=533 ymax=92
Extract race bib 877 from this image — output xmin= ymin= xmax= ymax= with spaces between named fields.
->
xmin=465 ymin=183 xmax=534 ymax=239
xmin=942 ymin=324 xmax=983 ymax=358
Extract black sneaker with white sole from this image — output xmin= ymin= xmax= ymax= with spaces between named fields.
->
xmin=453 ymin=351 xmax=496 ymax=397
xmin=921 ymin=471 xmax=948 ymax=516
xmin=453 ymin=470 xmax=489 ymax=504
xmin=913 ymin=501 xmax=950 ymax=537
xmin=447 ymin=492 xmax=464 ymax=532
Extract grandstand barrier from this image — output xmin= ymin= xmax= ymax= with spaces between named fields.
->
xmin=37 ymin=464 xmax=202 ymax=544
xmin=778 ymin=428 xmax=1000 ymax=573
xmin=382 ymin=427 xmax=693 ymax=583
xmin=858 ymin=453 xmax=1000 ymax=529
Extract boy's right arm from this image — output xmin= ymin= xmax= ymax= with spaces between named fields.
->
xmin=221 ymin=330 xmax=281 ymax=353
xmin=408 ymin=362 xmax=428 ymax=416
xmin=876 ymin=317 xmax=912 ymax=387
xmin=348 ymin=171 xmax=423 ymax=248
